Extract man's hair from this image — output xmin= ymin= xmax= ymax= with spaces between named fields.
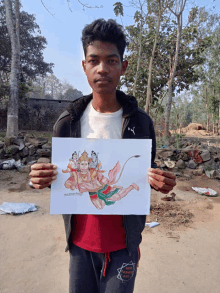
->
xmin=81 ymin=19 xmax=128 ymax=62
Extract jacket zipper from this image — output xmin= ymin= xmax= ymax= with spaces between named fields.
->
xmin=121 ymin=117 xmax=130 ymax=138
xmin=121 ymin=117 xmax=131 ymax=256
xmin=123 ymin=216 xmax=131 ymax=256
xmin=70 ymin=119 xmax=73 ymax=137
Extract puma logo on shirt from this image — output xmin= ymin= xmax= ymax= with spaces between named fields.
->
xmin=128 ymin=127 xmax=135 ymax=135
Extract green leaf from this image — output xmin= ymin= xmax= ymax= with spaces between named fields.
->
xmin=113 ymin=2 xmax=124 ymax=17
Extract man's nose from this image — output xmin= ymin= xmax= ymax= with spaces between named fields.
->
xmin=97 ymin=62 xmax=109 ymax=73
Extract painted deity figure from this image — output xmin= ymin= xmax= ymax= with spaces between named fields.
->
xmin=89 ymin=150 xmax=104 ymax=181
xmin=63 ymin=150 xmax=139 ymax=210
xmin=62 ymin=151 xmax=78 ymax=189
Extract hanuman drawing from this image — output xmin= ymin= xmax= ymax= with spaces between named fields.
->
xmin=62 ymin=150 xmax=140 ymax=210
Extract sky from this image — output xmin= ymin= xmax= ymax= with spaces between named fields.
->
xmin=20 ymin=0 xmax=219 ymax=95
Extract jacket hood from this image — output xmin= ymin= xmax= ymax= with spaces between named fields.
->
xmin=67 ymin=90 xmax=138 ymax=121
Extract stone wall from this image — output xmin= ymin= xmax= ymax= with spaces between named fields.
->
xmin=0 ymin=98 xmax=71 ymax=131
xmin=0 ymin=135 xmax=52 ymax=172
xmin=156 ymin=143 xmax=220 ymax=179
xmin=1 ymin=135 xmax=220 ymax=178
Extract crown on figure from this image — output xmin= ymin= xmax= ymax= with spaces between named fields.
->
xmin=78 ymin=150 xmax=89 ymax=162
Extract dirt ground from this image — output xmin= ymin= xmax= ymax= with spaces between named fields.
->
xmin=0 ymin=170 xmax=220 ymax=293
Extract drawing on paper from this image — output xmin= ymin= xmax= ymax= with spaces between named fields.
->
xmin=62 ymin=150 xmax=140 ymax=210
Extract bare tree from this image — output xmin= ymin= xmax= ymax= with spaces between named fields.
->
xmin=205 ymin=86 xmax=210 ymax=132
xmin=145 ymin=0 xmax=162 ymax=114
xmin=132 ymin=0 xmax=144 ymax=97
xmin=40 ymin=0 xmax=102 ymax=18
xmin=4 ymin=0 xmax=20 ymax=137
xmin=164 ymin=0 xmax=187 ymax=138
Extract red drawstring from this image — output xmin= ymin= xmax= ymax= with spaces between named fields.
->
xmin=103 ymin=253 xmax=107 ymax=276
xmin=137 ymin=247 xmax=141 ymax=268
xmin=103 ymin=249 xmax=140 ymax=275
xmin=103 ymin=252 xmax=111 ymax=277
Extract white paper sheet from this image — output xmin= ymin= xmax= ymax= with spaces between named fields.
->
xmin=51 ymin=138 xmax=152 ymax=215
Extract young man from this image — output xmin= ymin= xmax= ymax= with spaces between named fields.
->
xmin=29 ymin=19 xmax=176 ymax=293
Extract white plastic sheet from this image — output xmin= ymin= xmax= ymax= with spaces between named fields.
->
xmin=192 ymin=187 xmax=217 ymax=197
xmin=0 ymin=159 xmax=25 ymax=170
xmin=0 ymin=202 xmax=37 ymax=215
xmin=145 ymin=221 xmax=160 ymax=228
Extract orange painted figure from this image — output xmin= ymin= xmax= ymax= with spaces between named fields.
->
xmin=62 ymin=151 xmax=78 ymax=190
xmin=62 ymin=150 xmax=139 ymax=210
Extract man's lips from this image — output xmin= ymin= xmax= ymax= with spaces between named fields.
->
xmin=95 ymin=78 xmax=111 ymax=83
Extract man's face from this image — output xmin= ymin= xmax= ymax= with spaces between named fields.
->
xmin=82 ymin=41 xmax=128 ymax=94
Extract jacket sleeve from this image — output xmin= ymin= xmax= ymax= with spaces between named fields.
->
xmin=136 ymin=108 xmax=157 ymax=169
xmin=53 ymin=111 xmax=71 ymax=138
xmin=149 ymin=118 xmax=157 ymax=169
xmin=48 ymin=112 xmax=71 ymax=190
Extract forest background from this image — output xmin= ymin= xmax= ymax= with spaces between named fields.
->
xmin=1 ymin=0 xmax=220 ymax=139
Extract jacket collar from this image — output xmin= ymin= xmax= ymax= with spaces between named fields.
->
xmin=67 ymin=90 xmax=138 ymax=121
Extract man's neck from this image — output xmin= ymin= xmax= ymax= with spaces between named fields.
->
xmin=91 ymin=91 xmax=121 ymax=113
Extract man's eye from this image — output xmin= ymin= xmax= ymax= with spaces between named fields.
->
xmin=89 ymin=60 xmax=97 ymax=64
xmin=109 ymin=60 xmax=117 ymax=64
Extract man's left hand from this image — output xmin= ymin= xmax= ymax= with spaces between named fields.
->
xmin=148 ymin=168 xmax=176 ymax=194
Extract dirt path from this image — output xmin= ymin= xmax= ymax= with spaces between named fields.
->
xmin=0 ymin=170 xmax=219 ymax=293
xmin=135 ymin=182 xmax=220 ymax=293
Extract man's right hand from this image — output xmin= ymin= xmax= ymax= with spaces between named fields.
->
xmin=29 ymin=163 xmax=57 ymax=189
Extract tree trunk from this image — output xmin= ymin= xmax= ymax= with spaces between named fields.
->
xmin=43 ymin=81 xmax=45 ymax=95
xmin=133 ymin=20 xmax=143 ymax=97
xmin=164 ymin=13 xmax=182 ymax=137
xmin=205 ymin=86 xmax=210 ymax=132
xmin=145 ymin=0 xmax=161 ymax=114
xmin=212 ymin=113 xmax=215 ymax=134
xmin=164 ymin=0 xmax=187 ymax=138
xmin=211 ymin=87 xmax=218 ymax=134
xmin=218 ymin=100 xmax=220 ymax=135
xmin=4 ymin=0 xmax=20 ymax=137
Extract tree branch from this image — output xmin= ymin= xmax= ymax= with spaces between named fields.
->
xmin=41 ymin=0 xmax=102 ymax=15
xmin=180 ymin=0 xmax=187 ymax=14
xmin=168 ymin=7 xmax=177 ymax=17
xmin=40 ymin=0 xmax=58 ymax=20
xmin=67 ymin=0 xmax=73 ymax=12
xmin=168 ymin=0 xmax=187 ymax=17
xmin=77 ymin=0 xmax=103 ymax=10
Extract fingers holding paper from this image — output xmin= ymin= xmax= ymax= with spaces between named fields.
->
xmin=148 ymin=168 xmax=176 ymax=194
xmin=29 ymin=163 xmax=57 ymax=189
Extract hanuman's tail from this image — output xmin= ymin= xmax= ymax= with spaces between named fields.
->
xmin=114 ymin=155 xmax=140 ymax=184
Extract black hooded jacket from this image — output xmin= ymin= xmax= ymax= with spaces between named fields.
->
xmin=53 ymin=90 xmax=157 ymax=254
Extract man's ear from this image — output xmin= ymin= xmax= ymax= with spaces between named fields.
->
xmin=82 ymin=60 xmax=86 ymax=73
xmin=121 ymin=60 xmax=128 ymax=75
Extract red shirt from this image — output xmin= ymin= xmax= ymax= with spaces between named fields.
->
xmin=72 ymin=215 xmax=127 ymax=253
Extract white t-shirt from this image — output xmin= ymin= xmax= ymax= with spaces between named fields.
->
xmin=80 ymin=101 xmax=123 ymax=139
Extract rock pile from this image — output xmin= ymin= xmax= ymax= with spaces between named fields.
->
xmin=1 ymin=134 xmax=220 ymax=179
xmin=0 ymin=135 xmax=51 ymax=173
xmin=156 ymin=143 xmax=220 ymax=179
